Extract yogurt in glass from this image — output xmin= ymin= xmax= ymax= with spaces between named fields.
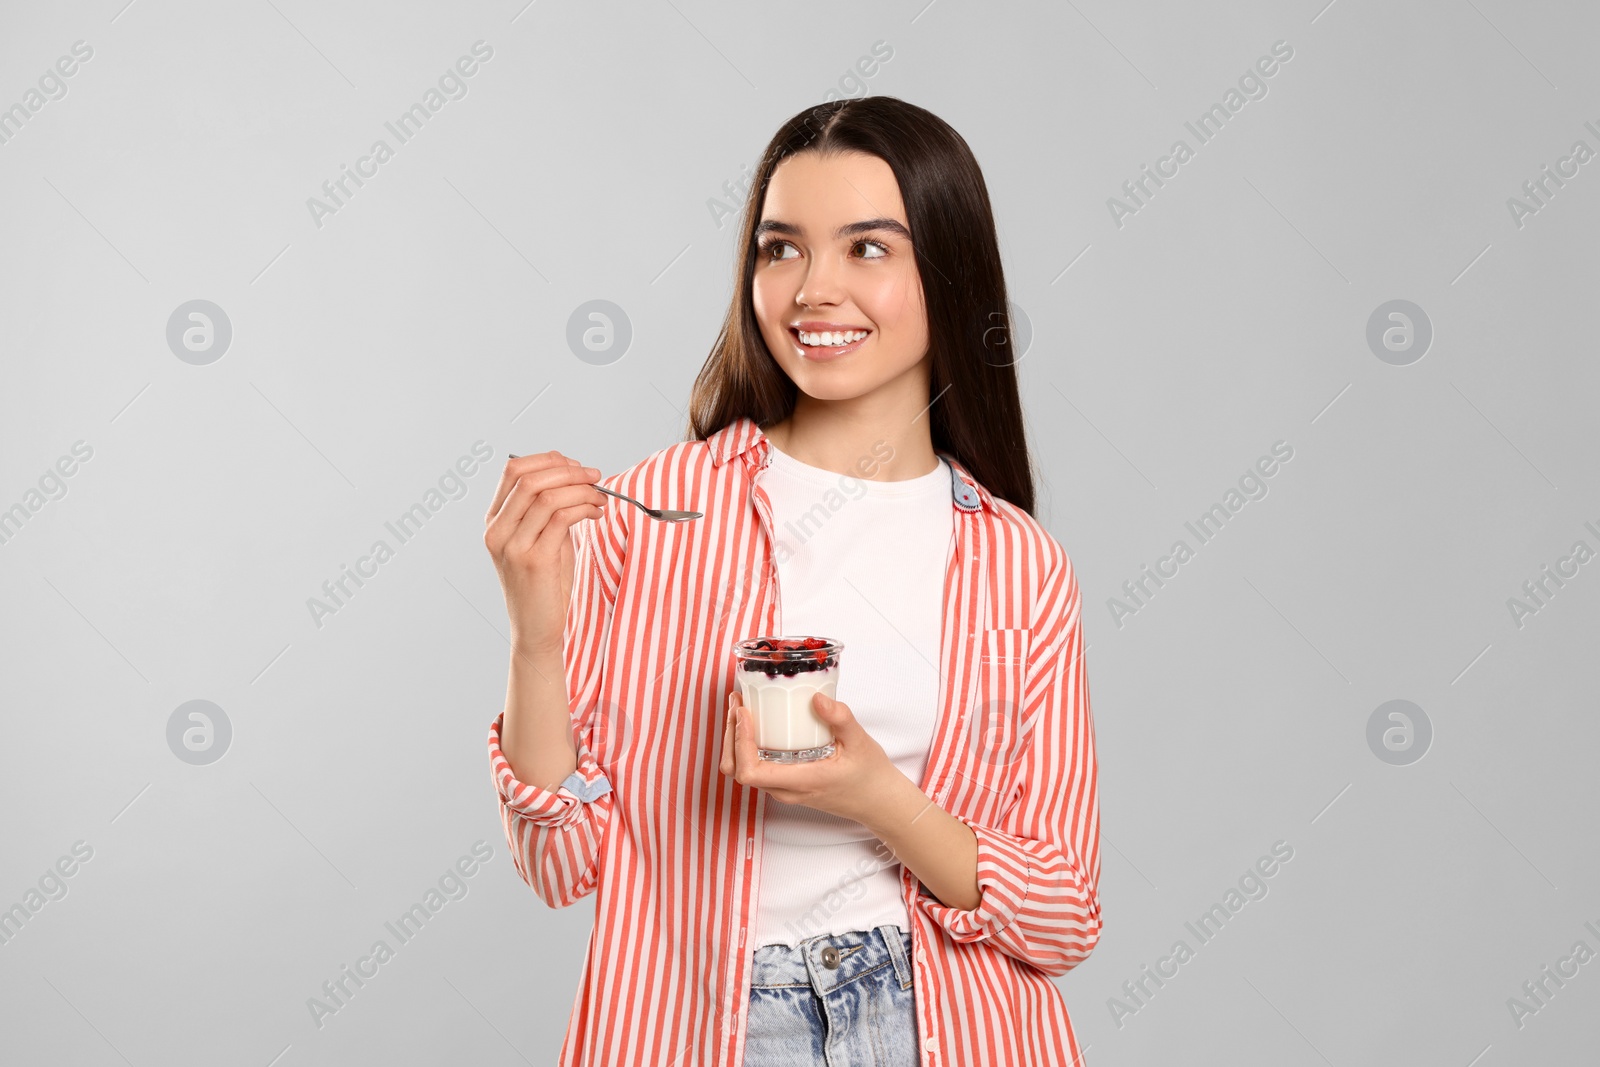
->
xmin=731 ymin=636 xmax=844 ymax=762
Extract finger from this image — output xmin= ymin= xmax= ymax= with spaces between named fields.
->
xmin=720 ymin=691 xmax=735 ymax=776
xmin=487 ymin=451 xmax=600 ymax=525
xmin=488 ymin=467 xmax=606 ymax=559
xmin=735 ymin=692 xmax=753 ymax=780
xmin=737 ymin=698 xmax=760 ymax=773
xmin=815 ymin=694 xmax=847 ymax=757
xmin=488 ymin=450 xmax=562 ymax=521
xmin=505 ymin=485 xmax=607 ymax=561
xmin=491 ymin=483 xmax=603 ymax=563
xmin=486 ymin=454 xmax=582 ymax=534
xmin=811 ymin=691 xmax=828 ymax=726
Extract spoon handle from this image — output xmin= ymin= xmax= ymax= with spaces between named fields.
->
xmin=507 ymin=455 xmax=683 ymax=519
xmin=591 ymin=482 xmax=653 ymax=514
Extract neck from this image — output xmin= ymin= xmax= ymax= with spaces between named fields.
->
xmin=764 ymin=396 xmax=939 ymax=482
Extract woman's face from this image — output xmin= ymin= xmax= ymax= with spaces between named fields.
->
xmin=751 ymin=150 xmax=929 ymax=404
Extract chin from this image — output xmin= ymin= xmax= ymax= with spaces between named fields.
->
xmin=791 ymin=376 xmax=860 ymax=398
xmin=800 ymin=387 xmax=868 ymax=402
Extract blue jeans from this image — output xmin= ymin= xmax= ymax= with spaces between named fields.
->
xmin=744 ymin=925 xmax=919 ymax=1066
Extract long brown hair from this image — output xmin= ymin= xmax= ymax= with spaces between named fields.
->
xmin=685 ymin=96 xmax=1036 ymax=516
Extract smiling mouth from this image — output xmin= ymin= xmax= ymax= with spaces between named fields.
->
xmin=789 ymin=328 xmax=872 ymax=359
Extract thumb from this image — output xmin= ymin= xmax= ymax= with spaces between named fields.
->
xmin=815 ymin=692 xmax=848 ymax=724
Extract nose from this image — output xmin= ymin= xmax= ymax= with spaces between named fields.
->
xmin=795 ymin=254 xmax=845 ymax=309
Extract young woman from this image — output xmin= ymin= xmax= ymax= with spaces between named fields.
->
xmin=484 ymin=97 xmax=1101 ymax=1067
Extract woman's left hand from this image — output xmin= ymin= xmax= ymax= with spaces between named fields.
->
xmin=719 ymin=689 xmax=898 ymax=825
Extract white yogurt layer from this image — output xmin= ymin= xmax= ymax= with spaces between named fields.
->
xmin=736 ymin=665 xmax=839 ymax=751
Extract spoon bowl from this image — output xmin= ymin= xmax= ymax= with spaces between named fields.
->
xmin=591 ymin=483 xmax=702 ymax=523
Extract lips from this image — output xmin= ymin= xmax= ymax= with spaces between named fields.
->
xmin=789 ymin=327 xmax=871 ymax=361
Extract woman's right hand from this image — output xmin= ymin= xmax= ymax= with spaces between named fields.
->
xmin=484 ymin=451 xmax=607 ymax=658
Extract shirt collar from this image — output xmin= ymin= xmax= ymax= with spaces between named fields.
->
xmin=706 ymin=415 xmax=995 ymax=514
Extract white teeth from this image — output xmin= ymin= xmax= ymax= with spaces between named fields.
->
xmin=798 ymin=329 xmax=867 ymax=346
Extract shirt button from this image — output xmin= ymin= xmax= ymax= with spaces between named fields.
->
xmin=925 ymin=1036 xmax=940 ymax=1052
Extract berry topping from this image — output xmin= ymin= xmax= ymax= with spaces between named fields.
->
xmin=738 ymin=636 xmax=838 ymax=676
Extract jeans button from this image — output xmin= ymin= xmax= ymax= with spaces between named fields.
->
xmin=821 ymin=946 xmax=839 ymax=969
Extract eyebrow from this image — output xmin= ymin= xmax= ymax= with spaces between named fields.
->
xmin=753 ymin=217 xmax=913 ymax=243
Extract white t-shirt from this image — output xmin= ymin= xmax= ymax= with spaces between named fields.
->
xmin=751 ymin=441 xmax=954 ymax=949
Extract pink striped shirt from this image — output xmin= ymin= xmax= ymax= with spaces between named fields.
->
xmin=487 ymin=415 xmax=1102 ymax=1066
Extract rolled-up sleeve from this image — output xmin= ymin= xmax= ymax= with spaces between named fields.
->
xmin=916 ymin=546 xmax=1103 ymax=978
xmin=487 ymin=506 xmax=621 ymax=910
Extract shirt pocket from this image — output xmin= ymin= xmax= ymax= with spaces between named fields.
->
xmin=950 ymin=626 xmax=1031 ymax=826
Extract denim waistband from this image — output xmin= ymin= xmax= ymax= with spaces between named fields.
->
xmin=749 ymin=925 xmax=913 ymax=995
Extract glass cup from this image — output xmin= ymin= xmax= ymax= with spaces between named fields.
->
xmin=731 ymin=636 xmax=845 ymax=762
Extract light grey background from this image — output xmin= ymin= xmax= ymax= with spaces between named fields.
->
xmin=2 ymin=0 xmax=1596 ymax=1063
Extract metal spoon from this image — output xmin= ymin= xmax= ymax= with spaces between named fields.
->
xmin=508 ymin=454 xmax=702 ymax=523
